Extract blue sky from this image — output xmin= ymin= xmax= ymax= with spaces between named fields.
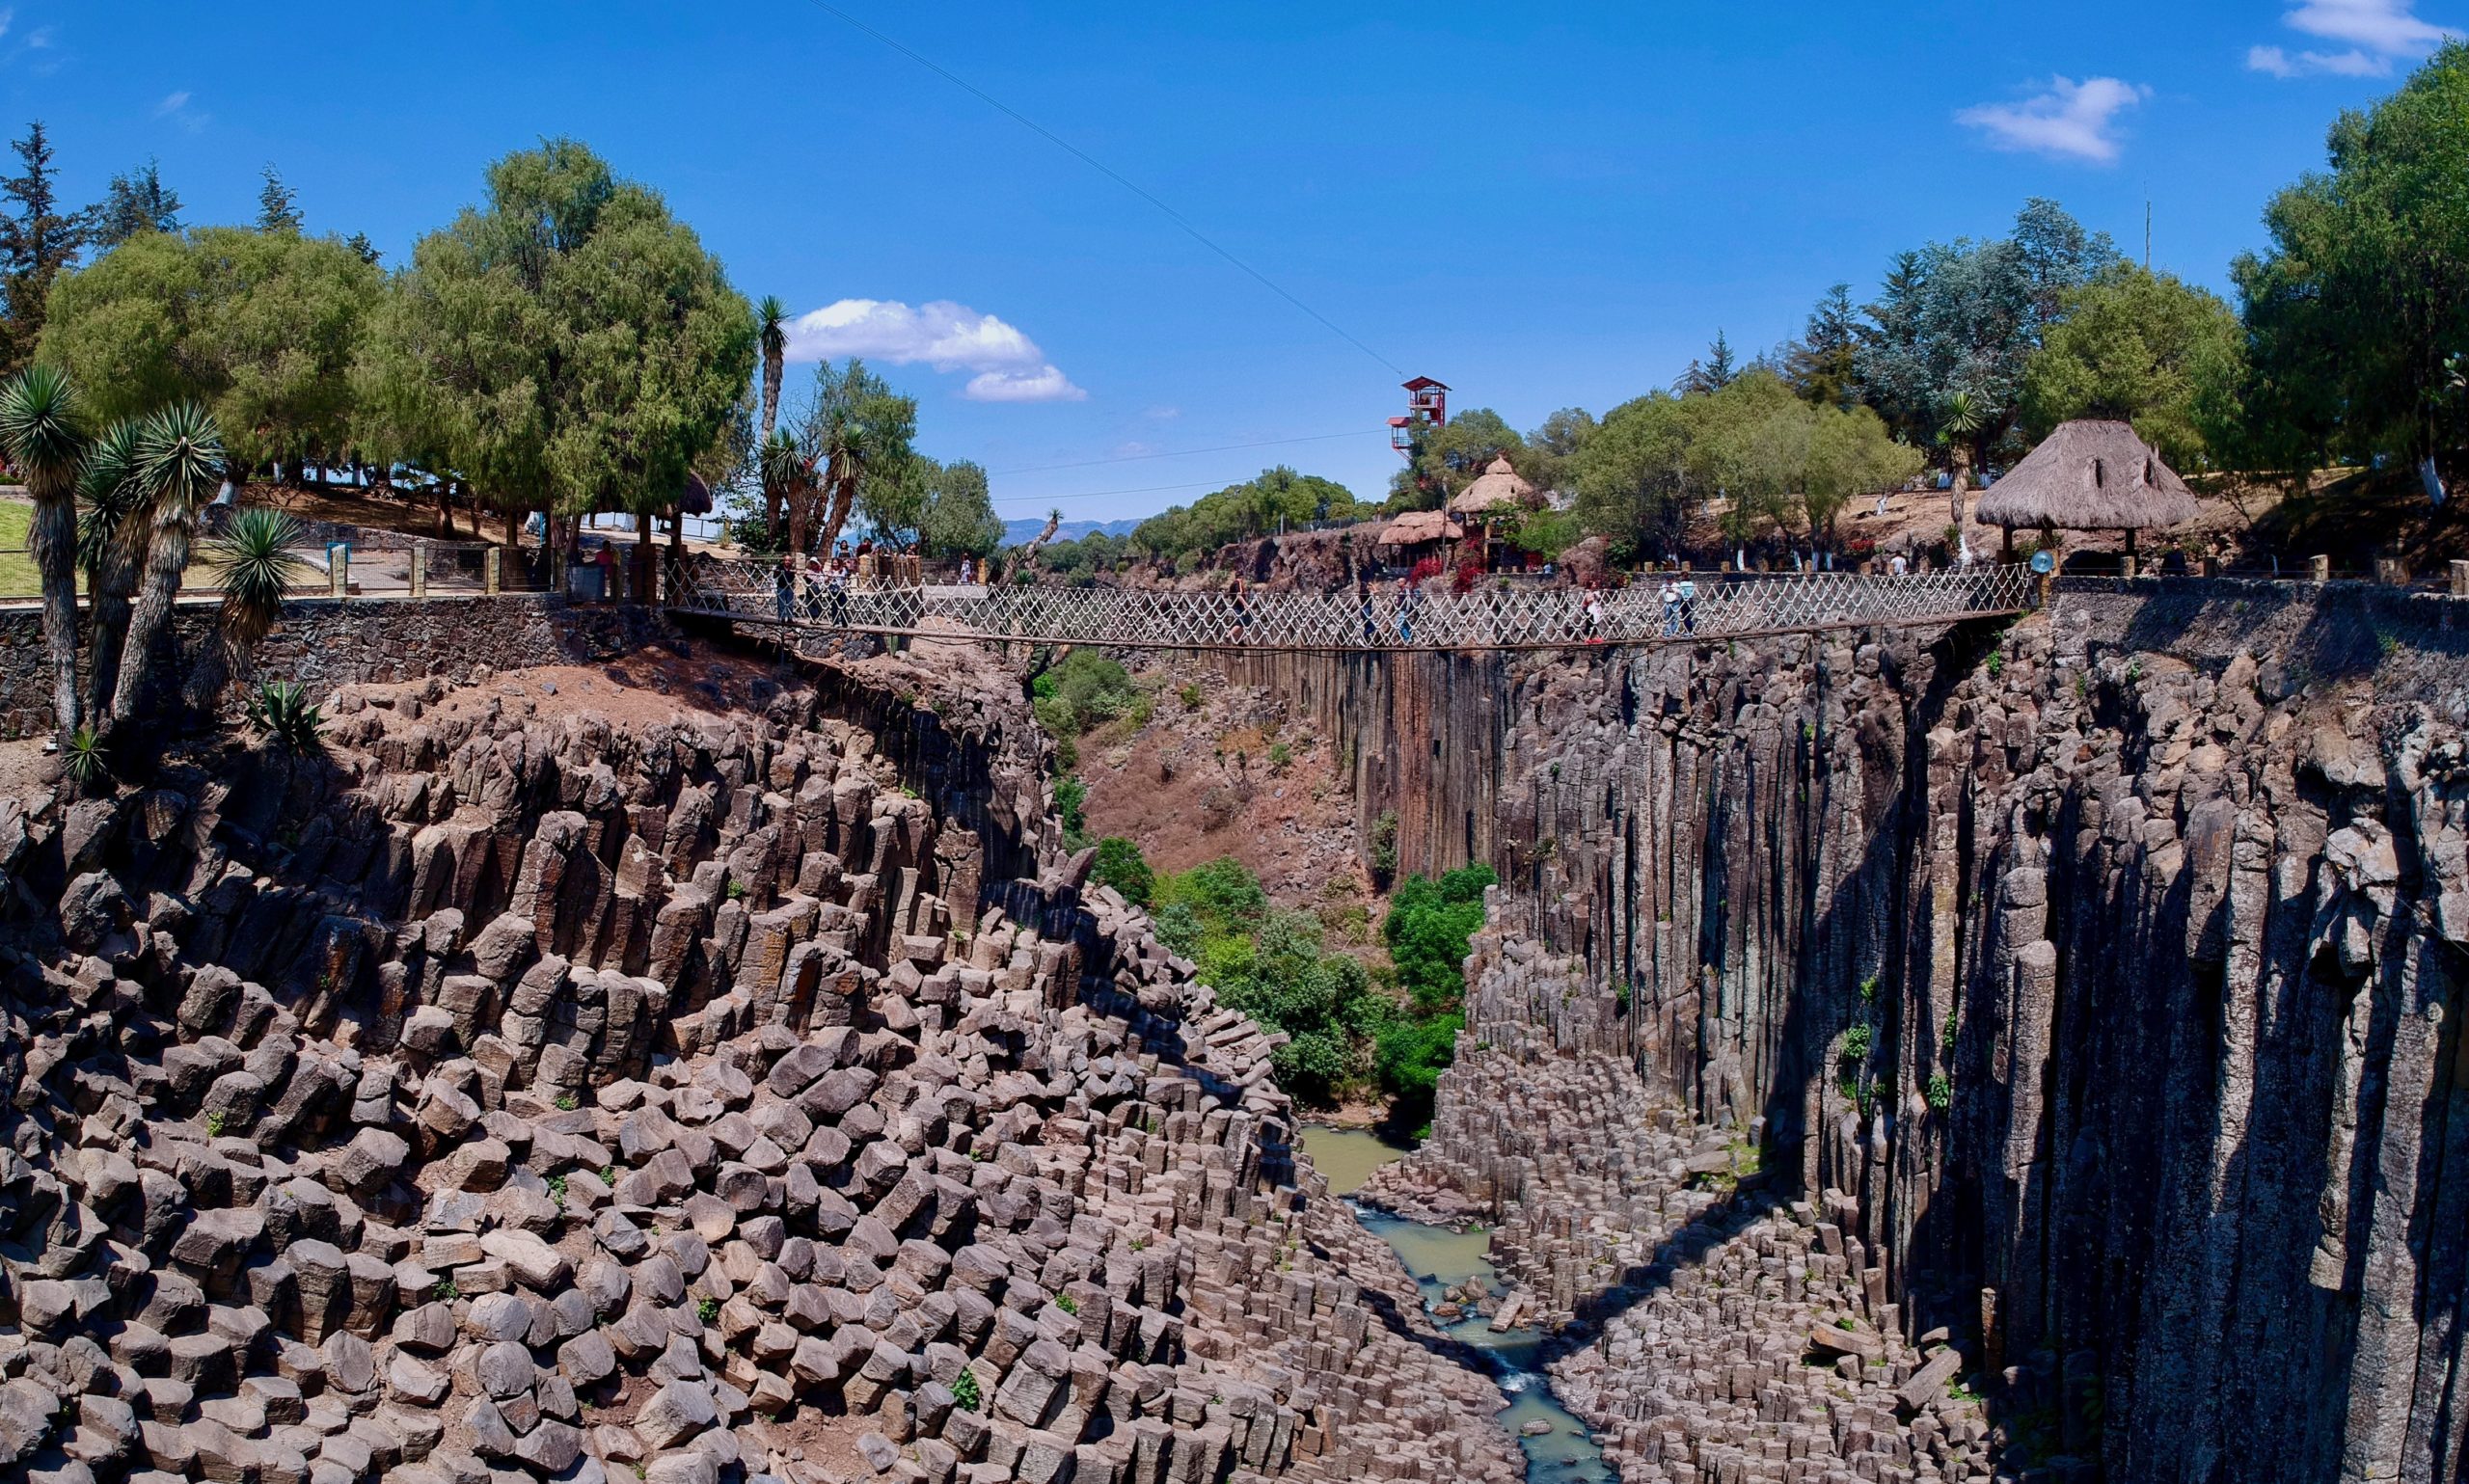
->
xmin=7 ymin=2 xmax=2456 ymax=520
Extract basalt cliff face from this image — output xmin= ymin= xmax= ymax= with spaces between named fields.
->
xmin=0 ymin=640 xmax=1521 ymax=1484
xmin=1339 ymin=581 xmax=2469 ymax=1483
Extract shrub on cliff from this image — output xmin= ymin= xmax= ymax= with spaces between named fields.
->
xmin=1090 ymin=837 xmax=1153 ymax=905
xmin=1384 ymin=865 xmax=1497 ymax=1012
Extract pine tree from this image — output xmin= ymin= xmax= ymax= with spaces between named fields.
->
xmin=258 ymin=166 xmax=303 ymax=234
xmin=1785 ymin=284 xmax=1862 ymax=409
xmin=345 ymin=231 xmax=380 ymax=265
xmin=0 ymin=122 xmax=84 ymax=374
xmin=86 ymin=159 xmax=183 ymax=248
xmin=1703 ymin=330 xmax=1737 ymax=390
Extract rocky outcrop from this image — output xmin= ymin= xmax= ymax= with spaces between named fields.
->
xmin=1344 ymin=579 xmax=2469 ymax=1482
xmin=0 ymin=643 xmax=1520 ymax=1484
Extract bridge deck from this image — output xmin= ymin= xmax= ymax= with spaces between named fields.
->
xmin=666 ymin=557 xmax=2035 ymax=653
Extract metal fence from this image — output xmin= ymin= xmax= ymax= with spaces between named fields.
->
xmin=667 ymin=556 xmax=2039 ymax=652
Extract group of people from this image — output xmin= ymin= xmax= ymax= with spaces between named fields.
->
xmin=773 ymin=548 xmax=855 ymax=627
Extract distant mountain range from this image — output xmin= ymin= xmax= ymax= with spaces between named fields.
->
xmin=1002 ymin=517 xmax=1143 ymax=546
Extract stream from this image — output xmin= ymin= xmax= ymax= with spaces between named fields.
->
xmin=1299 ymin=1125 xmax=1616 ymax=1484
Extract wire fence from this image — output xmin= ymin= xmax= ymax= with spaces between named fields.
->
xmin=666 ymin=556 xmax=2039 ymax=651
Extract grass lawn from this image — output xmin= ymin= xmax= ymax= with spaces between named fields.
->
xmin=0 ymin=499 xmax=35 ymax=599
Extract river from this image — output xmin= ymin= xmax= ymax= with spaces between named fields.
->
xmin=1298 ymin=1125 xmax=1615 ymax=1484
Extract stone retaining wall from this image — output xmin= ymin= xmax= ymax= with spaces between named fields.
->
xmin=0 ymin=595 xmax=664 ymax=741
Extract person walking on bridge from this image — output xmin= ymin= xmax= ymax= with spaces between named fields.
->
xmin=1676 ymin=576 xmax=1699 ymax=634
xmin=1396 ymin=576 xmax=1417 ymax=644
xmin=1660 ymin=579 xmax=1680 ymax=637
xmin=1228 ymin=578 xmax=1251 ymax=644
xmin=826 ymin=557 xmax=850 ymax=627
xmin=1357 ymin=579 xmax=1376 ymax=646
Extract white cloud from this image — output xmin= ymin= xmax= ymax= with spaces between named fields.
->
xmin=153 ymin=91 xmax=189 ymax=117
xmin=1956 ymin=76 xmax=2148 ymax=164
xmin=151 ymin=89 xmax=208 ymax=132
xmin=2251 ymin=1 xmax=2458 ymax=76
xmin=785 ymin=297 xmax=1085 ymax=402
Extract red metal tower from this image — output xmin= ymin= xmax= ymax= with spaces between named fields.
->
xmin=1389 ymin=376 xmax=1450 ymax=459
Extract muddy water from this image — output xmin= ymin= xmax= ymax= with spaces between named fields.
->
xmin=1302 ymin=1126 xmax=1615 ymax=1484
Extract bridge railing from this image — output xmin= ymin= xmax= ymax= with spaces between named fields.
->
xmin=666 ymin=556 xmax=2035 ymax=650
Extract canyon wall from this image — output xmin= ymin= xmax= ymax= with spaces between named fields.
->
xmin=1243 ymin=580 xmax=2469 ymax=1483
xmin=0 ymin=635 xmax=1522 ymax=1484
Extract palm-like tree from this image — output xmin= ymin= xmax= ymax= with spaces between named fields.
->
xmin=757 ymin=296 xmax=790 ymax=541
xmin=0 ymin=365 xmax=90 ymax=741
xmin=1937 ymin=391 xmax=1986 ymax=526
xmin=207 ymin=506 xmax=310 ymax=674
xmin=75 ymin=418 xmax=146 ymax=720
xmin=107 ymin=402 xmax=226 ymax=729
xmin=761 ymin=429 xmax=813 ymax=557
xmin=808 ymin=361 xmax=916 ymax=557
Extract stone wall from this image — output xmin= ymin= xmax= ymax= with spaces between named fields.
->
xmin=0 ymin=595 xmax=663 ymax=741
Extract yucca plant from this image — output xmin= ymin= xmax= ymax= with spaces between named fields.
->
xmin=1937 ymin=391 xmax=1987 ymax=525
xmin=76 ymin=418 xmax=147 ymax=718
xmin=59 ymin=724 xmax=109 ymax=792
xmin=207 ymin=506 xmax=310 ymax=673
xmin=244 ymin=681 xmax=324 ymax=751
xmin=106 ymin=402 xmax=227 ymax=729
xmin=0 ymin=365 xmax=90 ymax=741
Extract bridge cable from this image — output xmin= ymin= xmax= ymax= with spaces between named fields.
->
xmin=797 ymin=0 xmax=1407 ymax=378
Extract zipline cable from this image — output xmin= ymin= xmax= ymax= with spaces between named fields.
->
xmin=989 ymin=428 xmax=1385 ymax=476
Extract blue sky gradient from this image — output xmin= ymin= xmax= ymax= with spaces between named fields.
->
xmin=9 ymin=2 xmax=2456 ymax=519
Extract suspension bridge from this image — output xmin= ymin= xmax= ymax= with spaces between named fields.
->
xmin=665 ymin=556 xmax=2036 ymax=653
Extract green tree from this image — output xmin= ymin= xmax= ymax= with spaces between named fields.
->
xmin=2021 ymin=265 xmax=2246 ymax=470
xmin=1130 ymin=465 xmax=1362 ymax=563
xmin=0 ymin=364 xmax=89 ymax=738
xmin=1676 ymin=330 xmax=1739 ymax=396
xmin=799 ymin=358 xmax=915 ymax=556
xmin=85 ymin=159 xmax=182 ymax=250
xmin=43 ymin=227 xmax=383 ymax=481
xmin=2236 ymin=42 xmax=2469 ymax=499
xmin=1389 ymin=407 xmax=1524 ymax=509
xmin=0 ymin=122 xmax=86 ymax=376
xmin=358 ymin=140 xmax=755 ymax=576
xmin=919 ymin=458 xmax=1002 ymax=559
xmin=257 ymin=167 xmax=302 ymax=234
xmin=1804 ymin=402 xmax=1923 ymax=547
xmin=1784 ymin=284 xmax=1862 ymax=409
xmin=1858 ymin=199 xmax=2118 ymax=465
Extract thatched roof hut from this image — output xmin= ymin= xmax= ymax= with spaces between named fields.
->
xmin=1972 ymin=419 xmax=2199 ymax=534
xmin=1450 ymin=456 xmax=1538 ymax=517
xmin=1377 ymin=510 xmax=1462 ymax=548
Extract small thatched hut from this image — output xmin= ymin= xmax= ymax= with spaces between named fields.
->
xmin=1449 ymin=456 xmax=1538 ymax=518
xmin=1973 ymin=419 xmax=2199 ymax=557
xmin=1377 ymin=509 xmax=1462 ymax=568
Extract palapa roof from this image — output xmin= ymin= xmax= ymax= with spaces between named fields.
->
xmin=1449 ymin=455 xmax=1538 ymax=517
xmin=1972 ymin=419 xmax=2200 ymax=531
xmin=1377 ymin=509 xmax=1463 ymax=547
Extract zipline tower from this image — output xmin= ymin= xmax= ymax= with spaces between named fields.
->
xmin=1389 ymin=376 xmax=1449 ymax=460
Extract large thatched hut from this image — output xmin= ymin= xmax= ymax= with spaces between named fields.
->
xmin=1973 ymin=419 xmax=2199 ymax=558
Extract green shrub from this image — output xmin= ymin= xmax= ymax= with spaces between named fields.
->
xmin=1926 ymin=1073 xmax=1953 ymax=1112
xmin=1054 ymin=1293 xmax=1079 ymax=1315
xmin=1266 ymin=742 xmax=1292 ymax=772
xmin=1054 ymin=775 xmax=1088 ymax=846
xmin=1033 ymin=651 xmax=1141 ymax=735
xmin=695 ymin=1296 xmax=719 ymax=1326
xmin=1179 ymin=683 xmax=1203 ymax=711
xmin=951 ymin=1368 xmax=982 ymax=1412
xmin=1090 ymin=837 xmax=1154 ymax=905
xmin=1369 ymin=811 xmax=1399 ymax=883
xmin=1383 ymin=866 xmax=1496 ymax=1012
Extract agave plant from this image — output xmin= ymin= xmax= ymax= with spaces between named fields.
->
xmin=106 ymin=402 xmax=226 ymax=729
xmin=0 ymin=365 xmax=90 ymax=740
xmin=207 ymin=506 xmax=310 ymax=673
xmin=59 ymin=724 xmax=109 ymax=793
xmin=76 ymin=418 xmax=148 ymax=718
xmin=244 ymin=681 xmax=324 ymax=751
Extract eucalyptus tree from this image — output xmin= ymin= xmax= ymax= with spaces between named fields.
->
xmin=0 ymin=364 xmax=89 ymax=738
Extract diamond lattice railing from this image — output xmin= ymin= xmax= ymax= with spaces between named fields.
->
xmin=664 ymin=558 xmax=2036 ymax=653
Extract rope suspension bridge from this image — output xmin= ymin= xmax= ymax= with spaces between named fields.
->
xmin=665 ymin=556 xmax=2036 ymax=654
